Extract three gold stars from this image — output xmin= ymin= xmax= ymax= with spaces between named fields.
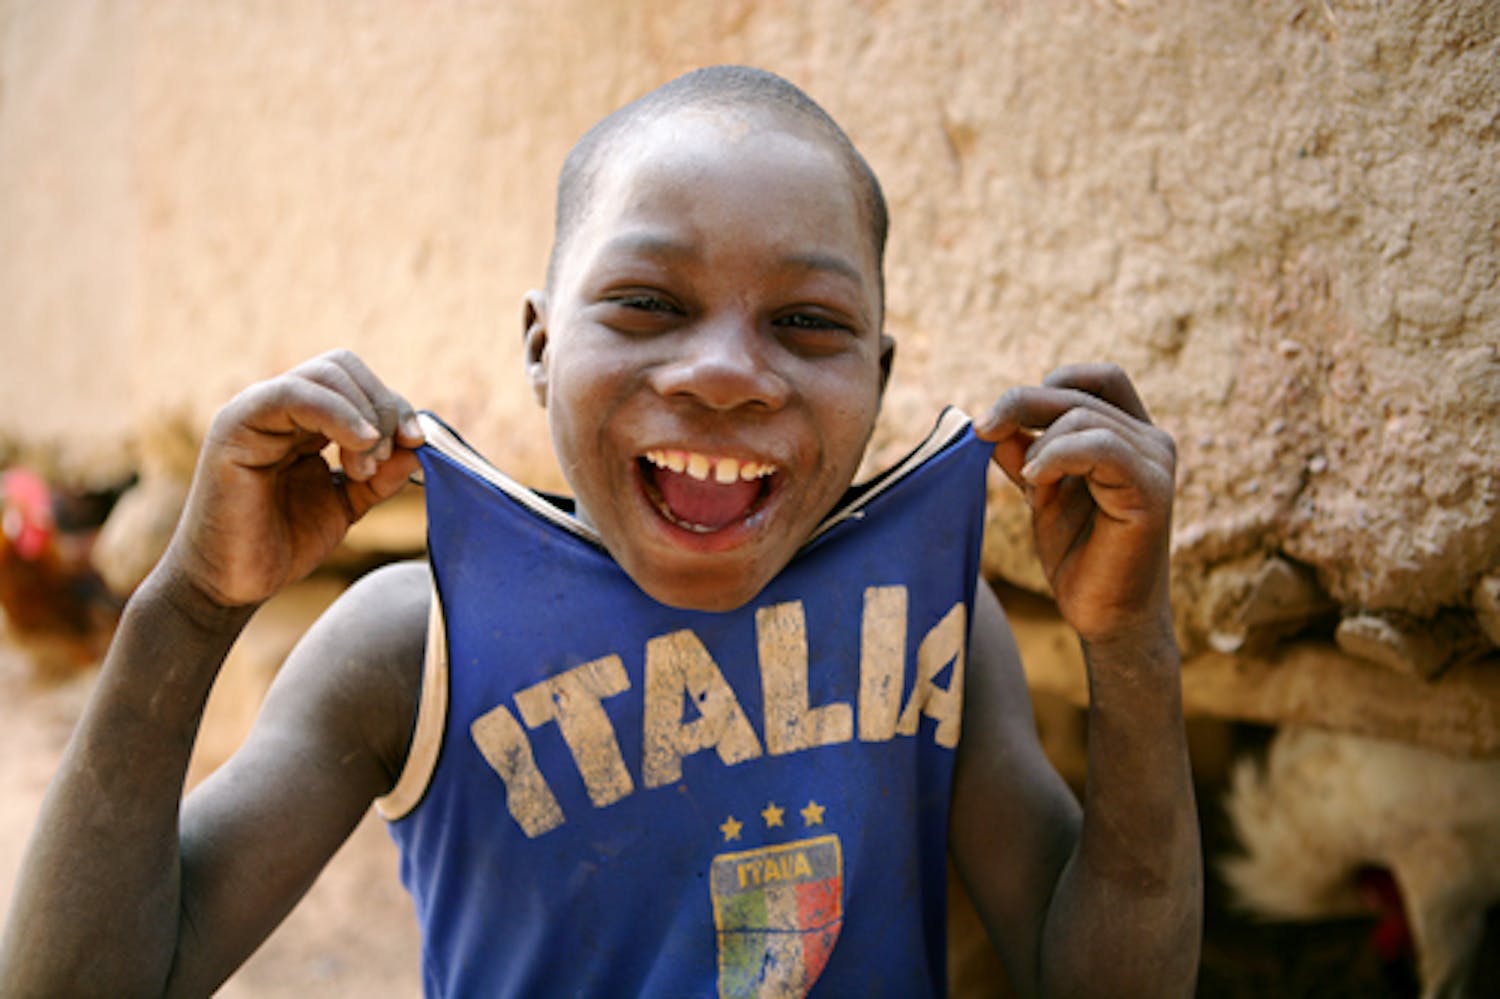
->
xmin=721 ymin=800 xmax=826 ymax=841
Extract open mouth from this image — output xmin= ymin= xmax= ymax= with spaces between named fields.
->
xmin=639 ymin=449 xmax=778 ymax=534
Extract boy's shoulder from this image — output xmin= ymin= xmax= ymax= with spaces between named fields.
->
xmin=324 ymin=559 xmax=431 ymax=681
xmin=341 ymin=557 xmax=431 ymax=608
xmin=276 ymin=558 xmax=431 ymax=780
xmin=319 ymin=558 xmax=430 ymax=642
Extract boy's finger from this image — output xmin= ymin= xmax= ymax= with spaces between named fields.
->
xmin=228 ymin=379 xmax=381 ymax=464
xmin=300 ymin=350 xmax=424 ymax=455
xmin=297 ymin=355 xmax=382 ymax=437
xmin=337 ymin=442 xmax=380 ymax=482
xmin=976 ymin=385 xmax=1146 ymax=445
xmin=346 ymin=448 xmax=422 ymax=516
xmin=1022 ymin=428 xmax=1134 ymax=489
xmin=1041 ymin=363 xmax=1152 ymax=423
xmin=973 ymin=385 xmax=1038 ymax=440
xmin=1021 ymin=429 xmax=1174 ymax=518
xmin=328 ymin=350 xmax=423 ymax=446
xmin=1021 ymin=404 xmax=1173 ymax=474
xmin=988 ymin=432 xmax=1032 ymax=491
xmin=394 ymin=404 xmax=425 ymax=448
xmin=974 ymin=389 xmax=1042 ymax=489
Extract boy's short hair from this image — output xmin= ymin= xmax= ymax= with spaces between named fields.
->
xmin=546 ymin=65 xmax=889 ymax=298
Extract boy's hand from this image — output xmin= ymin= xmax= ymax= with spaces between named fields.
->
xmin=976 ymin=363 xmax=1176 ymax=646
xmin=163 ymin=349 xmax=424 ymax=611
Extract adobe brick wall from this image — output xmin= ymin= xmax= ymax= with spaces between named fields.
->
xmin=2 ymin=0 xmax=1495 ymax=748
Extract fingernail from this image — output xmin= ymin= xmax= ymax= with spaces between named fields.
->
xmin=356 ymin=419 xmax=380 ymax=443
xmin=1021 ymin=461 xmax=1039 ymax=482
xmin=401 ymin=415 xmax=424 ymax=441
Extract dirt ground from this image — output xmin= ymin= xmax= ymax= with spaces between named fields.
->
xmin=2 ymin=598 xmax=1490 ymax=998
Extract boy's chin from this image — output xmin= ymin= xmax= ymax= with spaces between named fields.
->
xmin=628 ymin=564 xmax=778 ymax=614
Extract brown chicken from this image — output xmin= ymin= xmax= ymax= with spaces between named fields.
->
xmin=0 ymin=468 xmax=122 ymax=676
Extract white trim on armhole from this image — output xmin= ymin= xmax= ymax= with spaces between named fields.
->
xmin=376 ymin=576 xmax=449 ymax=821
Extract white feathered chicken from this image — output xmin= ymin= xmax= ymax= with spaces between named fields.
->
xmin=1221 ymin=726 xmax=1500 ymax=998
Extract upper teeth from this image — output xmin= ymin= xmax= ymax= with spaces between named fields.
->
xmin=644 ymin=450 xmax=776 ymax=483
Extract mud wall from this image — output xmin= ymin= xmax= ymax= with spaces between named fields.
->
xmin=2 ymin=0 xmax=1495 ymax=750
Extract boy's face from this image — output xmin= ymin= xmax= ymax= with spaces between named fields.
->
xmin=526 ymin=108 xmax=891 ymax=611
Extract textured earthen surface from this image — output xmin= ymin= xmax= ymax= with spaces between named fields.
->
xmin=2 ymin=0 xmax=1496 ymax=744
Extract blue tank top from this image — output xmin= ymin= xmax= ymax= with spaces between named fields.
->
xmin=382 ymin=410 xmax=992 ymax=997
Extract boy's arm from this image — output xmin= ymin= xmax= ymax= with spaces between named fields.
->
xmin=954 ymin=363 xmax=1201 ymax=997
xmin=0 ymin=351 xmax=426 ymax=996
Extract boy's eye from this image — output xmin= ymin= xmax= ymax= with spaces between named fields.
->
xmin=774 ymin=312 xmax=844 ymax=331
xmin=612 ymin=293 xmax=679 ymax=314
xmin=597 ymin=292 xmax=684 ymax=334
xmin=772 ymin=311 xmax=858 ymax=354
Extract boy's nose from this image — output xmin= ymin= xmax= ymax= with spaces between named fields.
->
xmin=650 ymin=319 xmax=791 ymax=412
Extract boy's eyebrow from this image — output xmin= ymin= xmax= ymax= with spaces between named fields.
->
xmin=782 ymin=250 xmax=866 ymax=287
xmin=598 ymin=232 xmax=695 ymax=263
xmin=598 ymin=233 xmax=868 ymax=288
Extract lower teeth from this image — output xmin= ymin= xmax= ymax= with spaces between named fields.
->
xmin=652 ymin=497 xmax=719 ymax=533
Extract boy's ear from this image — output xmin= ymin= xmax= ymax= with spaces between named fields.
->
xmin=877 ymin=333 xmax=896 ymax=395
xmin=522 ymin=290 xmax=550 ymax=407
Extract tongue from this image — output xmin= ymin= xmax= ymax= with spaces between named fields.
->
xmin=654 ymin=468 xmax=762 ymax=531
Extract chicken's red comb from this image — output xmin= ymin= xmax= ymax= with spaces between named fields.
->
xmin=2 ymin=468 xmax=55 ymax=560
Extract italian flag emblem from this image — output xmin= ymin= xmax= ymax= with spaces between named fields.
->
xmin=710 ymin=834 xmax=844 ymax=998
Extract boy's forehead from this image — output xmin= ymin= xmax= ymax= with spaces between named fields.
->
xmin=604 ymin=108 xmax=850 ymax=200
xmin=558 ymin=108 xmax=876 ymax=278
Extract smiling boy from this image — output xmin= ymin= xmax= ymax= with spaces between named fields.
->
xmin=0 ymin=66 xmax=1200 ymax=996
xmin=533 ymin=117 xmax=884 ymax=609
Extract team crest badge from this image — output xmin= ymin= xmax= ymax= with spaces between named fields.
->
xmin=710 ymin=834 xmax=843 ymax=998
